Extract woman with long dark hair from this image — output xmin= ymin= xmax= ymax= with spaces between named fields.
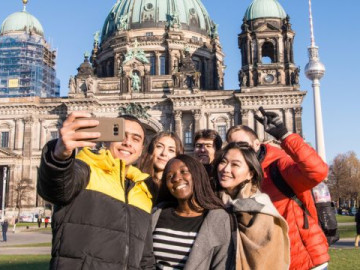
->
xmin=213 ymin=142 xmax=290 ymax=270
xmin=152 ymin=155 xmax=234 ymax=270
xmin=139 ymin=131 xmax=183 ymax=199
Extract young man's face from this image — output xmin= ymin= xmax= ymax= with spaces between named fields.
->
xmin=228 ymin=130 xmax=260 ymax=152
xmin=194 ymin=138 xmax=216 ymax=164
xmin=109 ymin=120 xmax=144 ymax=165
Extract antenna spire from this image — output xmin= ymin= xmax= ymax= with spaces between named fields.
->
xmin=308 ymin=0 xmax=316 ymax=47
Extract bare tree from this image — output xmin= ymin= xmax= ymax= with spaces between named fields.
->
xmin=329 ymin=151 xmax=360 ymax=206
xmin=14 ymin=178 xmax=34 ymax=217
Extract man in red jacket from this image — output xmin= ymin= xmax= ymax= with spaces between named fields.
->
xmin=227 ymin=107 xmax=329 ymax=270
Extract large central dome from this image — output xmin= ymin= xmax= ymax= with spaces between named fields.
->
xmin=101 ymin=0 xmax=213 ymax=41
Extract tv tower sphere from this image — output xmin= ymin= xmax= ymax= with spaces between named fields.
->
xmin=305 ymin=47 xmax=325 ymax=81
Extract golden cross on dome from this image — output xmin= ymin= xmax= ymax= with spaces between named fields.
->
xmin=23 ymin=0 xmax=28 ymax=11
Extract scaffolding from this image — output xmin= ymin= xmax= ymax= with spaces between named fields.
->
xmin=0 ymin=33 xmax=60 ymax=98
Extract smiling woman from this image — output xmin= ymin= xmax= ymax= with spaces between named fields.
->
xmin=212 ymin=142 xmax=290 ymax=269
xmin=152 ymin=155 xmax=235 ymax=270
xmin=139 ymin=131 xmax=184 ymax=201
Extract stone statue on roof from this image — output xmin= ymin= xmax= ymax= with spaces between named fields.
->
xmin=117 ymin=14 xmax=129 ymax=31
xmin=93 ymin=31 xmax=100 ymax=45
xmin=131 ymin=72 xmax=141 ymax=92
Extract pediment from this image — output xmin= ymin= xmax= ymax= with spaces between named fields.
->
xmin=256 ymin=23 xmax=279 ymax=32
xmin=0 ymin=148 xmax=21 ymax=158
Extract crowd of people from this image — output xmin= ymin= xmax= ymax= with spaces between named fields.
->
xmin=37 ymin=107 xmax=330 ymax=270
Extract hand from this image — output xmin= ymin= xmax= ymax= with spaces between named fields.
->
xmin=254 ymin=107 xmax=289 ymax=140
xmin=53 ymin=112 xmax=100 ymax=160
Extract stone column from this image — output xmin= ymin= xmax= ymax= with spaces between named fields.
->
xmin=8 ymin=164 xmax=15 ymax=207
xmin=155 ymin=52 xmax=160 ymax=75
xmin=256 ymin=119 xmax=265 ymax=142
xmin=39 ymin=119 xmax=48 ymax=150
xmin=168 ymin=50 xmax=173 ymax=74
xmin=256 ymin=40 xmax=261 ymax=64
xmin=193 ymin=110 xmax=202 ymax=132
xmin=205 ymin=112 xmax=211 ymax=129
xmin=248 ymin=110 xmax=255 ymax=131
xmin=23 ymin=117 xmax=34 ymax=158
xmin=241 ymin=109 xmax=249 ymax=126
xmin=14 ymin=119 xmax=23 ymax=150
xmin=294 ymin=107 xmax=303 ymax=137
xmin=9 ymin=122 xmax=15 ymax=150
xmin=247 ymin=39 xmax=251 ymax=65
xmin=284 ymin=108 xmax=294 ymax=133
xmin=174 ymin=111 xmax=182 ymax=139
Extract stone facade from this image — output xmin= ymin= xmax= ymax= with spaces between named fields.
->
xmin=0 ymin=4 xmax=306 ymax=213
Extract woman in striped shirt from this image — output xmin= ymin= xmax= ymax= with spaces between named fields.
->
xmin=152 ymin=155 xmax=235 ymax=270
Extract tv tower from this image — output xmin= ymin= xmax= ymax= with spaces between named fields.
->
xmin=304 ymin=0 xmax=326 ymax=161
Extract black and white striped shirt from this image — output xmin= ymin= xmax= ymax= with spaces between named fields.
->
xmin=153 ymin=208 xmax=205 ymax=270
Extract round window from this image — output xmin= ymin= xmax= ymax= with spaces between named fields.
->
xmin=145 ymin=3 xmax=154 ymax=11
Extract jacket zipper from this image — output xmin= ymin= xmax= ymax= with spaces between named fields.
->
xmin=122 ymin=160 xmax=130 ymax=270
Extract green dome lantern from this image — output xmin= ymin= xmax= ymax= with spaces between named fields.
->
xmin=101 ymin=0 xmax=214 ymax=42
xmin=244 ymin=0 xmax=287 ymax=21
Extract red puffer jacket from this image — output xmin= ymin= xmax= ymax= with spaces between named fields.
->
xmin=260 ymin=133 xmax=329 ymax=270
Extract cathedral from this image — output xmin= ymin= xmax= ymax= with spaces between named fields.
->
xmin=0 ymin=0 xmax=305 ymax=213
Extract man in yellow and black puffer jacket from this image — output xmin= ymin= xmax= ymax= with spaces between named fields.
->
xmin=38 ymin=112 xmax=155 ymax=270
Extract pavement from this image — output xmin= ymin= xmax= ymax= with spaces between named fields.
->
xmin=0 ymin=226 xmax=52 ymax=255
xmin=0 ymin=224 xmax=358 ymax=255
xmin=330 ymin=238 xmax=358 ymax=249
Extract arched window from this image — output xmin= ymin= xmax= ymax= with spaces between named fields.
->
xmin=148 ymin=53 xmax=156 ymax=75
xmin=0 ymin=123 xmax=11 ymax=148
xmin=261 ymin=42 xmax=275 ymax=63
xmin=160 ymin=55 xmax=166 ymax=75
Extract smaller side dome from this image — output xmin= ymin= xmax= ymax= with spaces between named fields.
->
xmin=0 ymin=11 xmax=44 ymax=37
xmin=244 ymin=0 xmax=287 ymax=21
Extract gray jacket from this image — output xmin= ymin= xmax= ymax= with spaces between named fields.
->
xmin=152 ymin=207 xmax=235 ymax=270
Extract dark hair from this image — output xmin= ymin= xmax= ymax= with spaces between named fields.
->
xmin=212 ymin=142 xmax=264 ymax=191
xmin=194 ymin=129 xmax=222 ymax=151
xmin=118 ymin=114 xmax=146 ymax=144
xmin=156 ymin=154 xmax=224 ymax=211
xmin=139 ymin=131 xmax=184 ymax=178
xmin=226 ymin=125 xmax=259 ymax=143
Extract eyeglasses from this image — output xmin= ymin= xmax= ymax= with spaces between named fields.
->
xmin=194 ymin=143 xmax=214 ymax=149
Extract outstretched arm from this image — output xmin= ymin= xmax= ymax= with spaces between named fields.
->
xmin=37 ymin=112 xmax=100 ymax=205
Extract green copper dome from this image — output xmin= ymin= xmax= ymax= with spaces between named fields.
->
xmin=0 ymin=10 xmax=44 ymax=37
xmin=102 ymin=0 xmax=214 ymax=41
xmin=244 ymin=0 xmax=287 ymax=21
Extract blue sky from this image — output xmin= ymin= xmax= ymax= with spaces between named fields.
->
xmin=1 ymin=0 xmax=359 ymax=164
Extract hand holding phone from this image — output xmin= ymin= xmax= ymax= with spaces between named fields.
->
xmin=78 ymin=118 xmax=125 ymax=142
xmin=53 ymin=112 xmax=101 ymax=160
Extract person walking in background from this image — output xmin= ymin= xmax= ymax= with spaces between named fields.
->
xmin=139 ymin=131 xmax=183 ymax=201
xmin=37 ymin=216 xmax=42 ymax=228
xmin=12 ymin=216 xmax=18 ymax=233
xmin=1 ymin=219 xmax=8 ymax=242
xmin=226 ymin=107 xmax=329 ymax=270
xmin=152 ymin=155 xmax=234 ymax=269
xmin=213 ymin=142 xmax=290 ymax=269
xmin=44 ymin=217 xmax=49 ymax=228
xmin=355 ymin=207 xmax=360 ymax=247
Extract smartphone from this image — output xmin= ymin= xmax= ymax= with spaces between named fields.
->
xmin=77 ymin=118 xmax=125 ymax=142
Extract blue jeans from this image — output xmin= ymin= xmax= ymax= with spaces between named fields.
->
xmin=2 ymin=230 xmax=6 ymax=241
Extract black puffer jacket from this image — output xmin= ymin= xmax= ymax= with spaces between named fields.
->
xmin=38 ymin=140 xmax=155 ymax=270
